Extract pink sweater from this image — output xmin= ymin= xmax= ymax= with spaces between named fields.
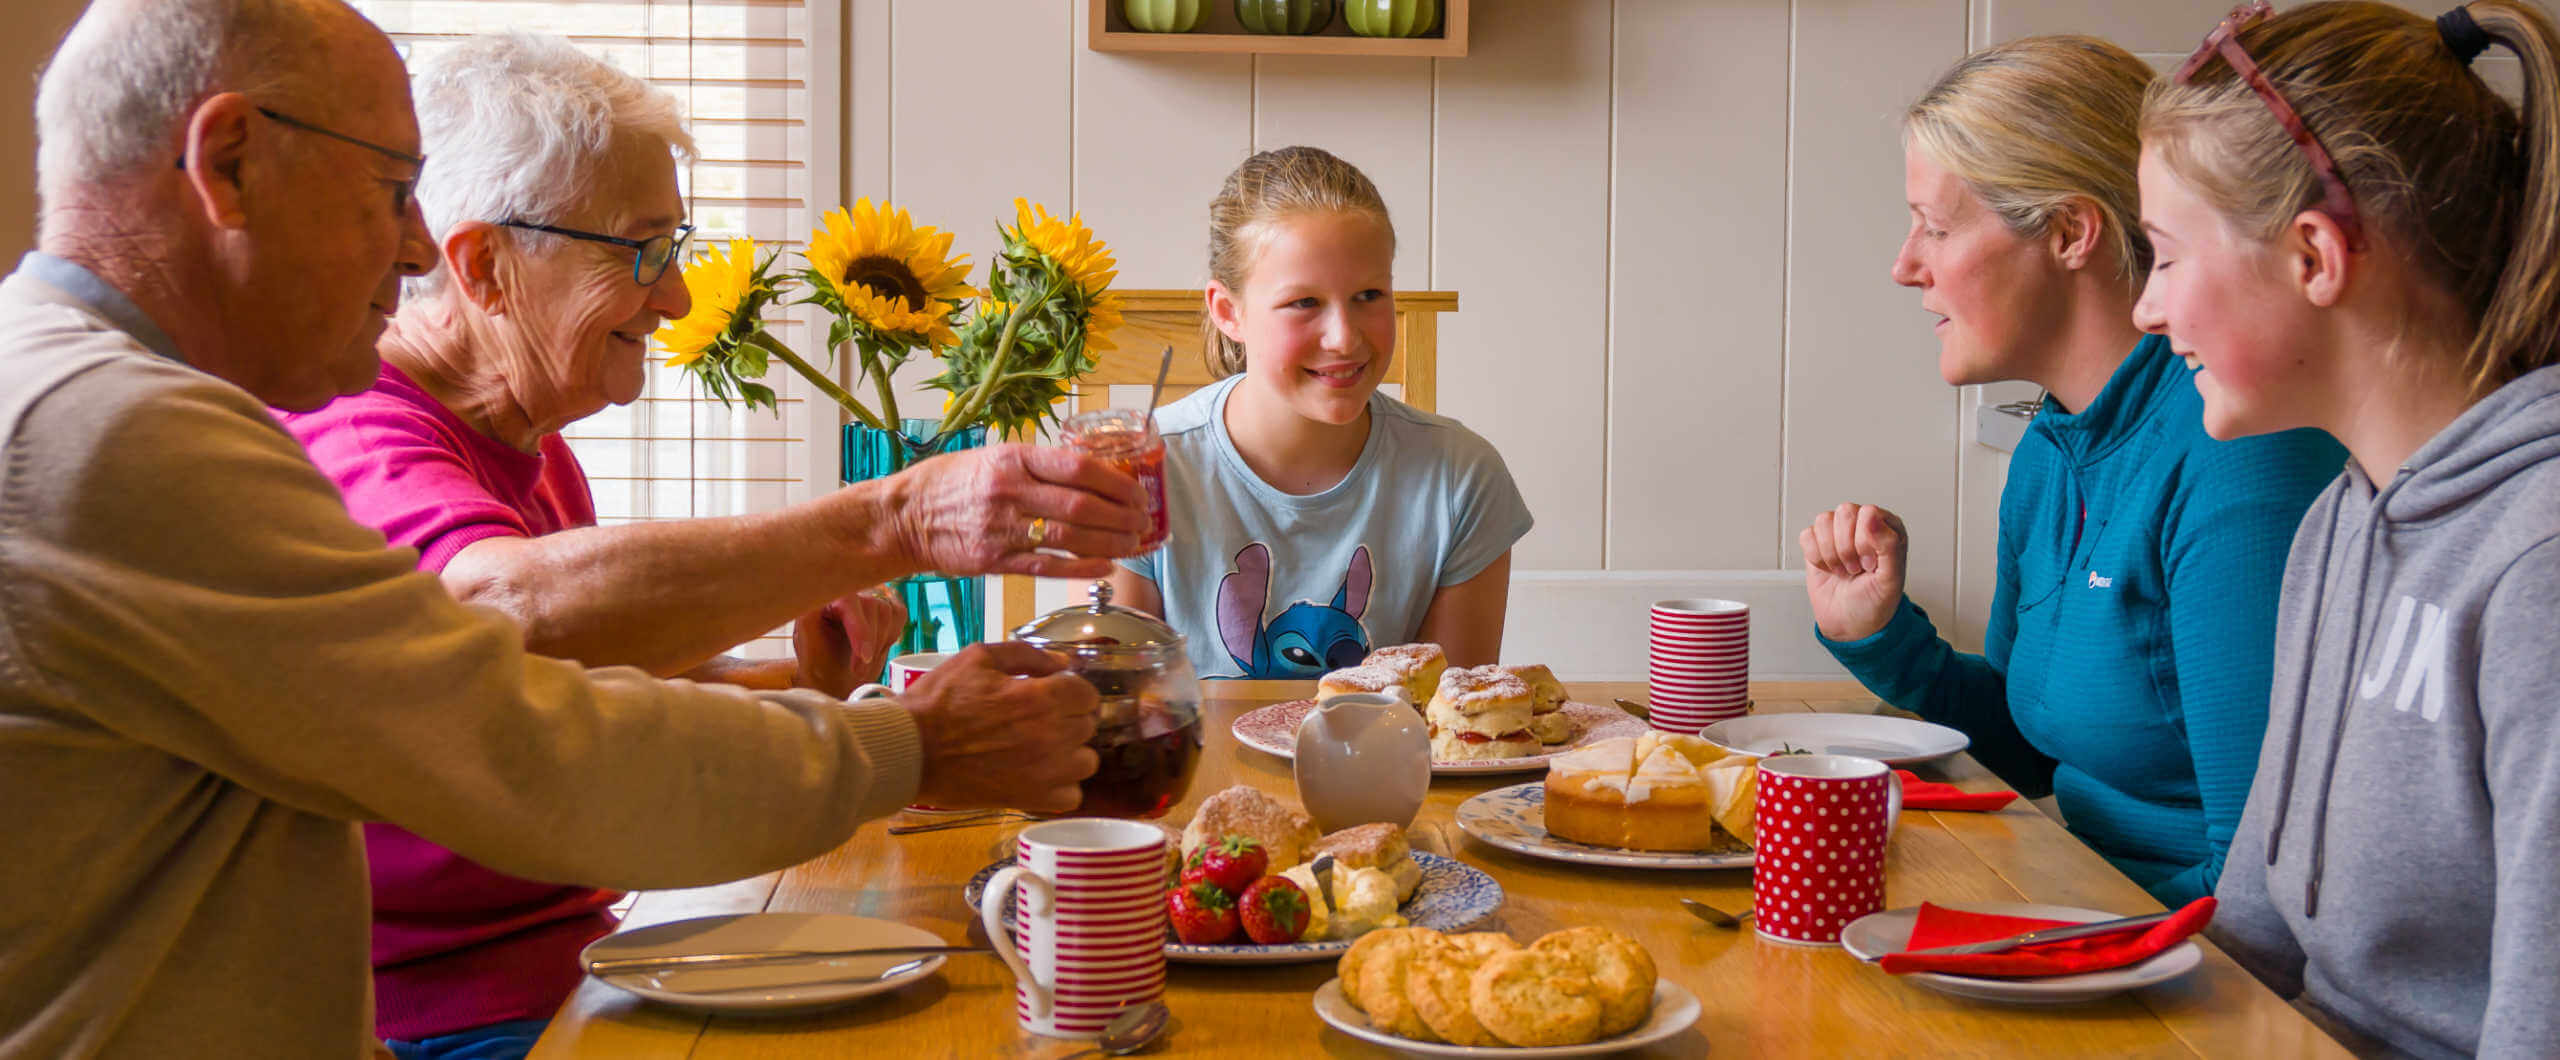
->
xmin=279 ymin=364 xmax=616 ymax=1040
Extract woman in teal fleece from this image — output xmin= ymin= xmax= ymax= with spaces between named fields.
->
xmin=1799 ymin=36 xmax=2342 ymax=907
xmin=2142 ymin=3 xmax=2560 ymax=1054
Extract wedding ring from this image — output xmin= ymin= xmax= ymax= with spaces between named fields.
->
xmin=1026 ymin=516 xmax=1050 ymax=549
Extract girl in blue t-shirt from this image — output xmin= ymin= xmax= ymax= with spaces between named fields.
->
xmin=1109 ymin=147 xmax=1533 ymax=679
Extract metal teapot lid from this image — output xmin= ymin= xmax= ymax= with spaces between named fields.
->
xmin=1010 ymin=580 xmax=1185 ymax=651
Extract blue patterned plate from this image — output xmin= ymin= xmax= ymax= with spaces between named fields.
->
xmin=1456 ymin=782 xmax=1754 ymax=870
xmin=964 ymin=850 xmax=1502 ymax=965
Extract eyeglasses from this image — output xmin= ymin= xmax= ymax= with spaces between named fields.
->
xmin=2174 ymin=0 xmax=2366 ymax=249
xmin=498 ymin=220 xmax=696 ymax=286
xmin=178 ymin=106 xmax=426 ymax=214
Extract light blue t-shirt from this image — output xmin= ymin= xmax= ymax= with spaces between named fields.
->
xmin=1122 ymin=375 xmax=1534 ymax=680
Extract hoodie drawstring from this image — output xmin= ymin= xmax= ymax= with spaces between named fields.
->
xmin=2291 ymin=472 xmax=2406 ymax=919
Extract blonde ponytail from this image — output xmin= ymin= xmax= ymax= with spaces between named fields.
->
xmin=2143 ymin=0 xmax=2560 ymax=394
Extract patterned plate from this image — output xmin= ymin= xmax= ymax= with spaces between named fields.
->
xmin=1455 ymin=783 xmax=1755 ymax=870
xmin=1231 ymin=700 xmax=1650 ymax=775
xmin=964 ymin=851 xmax=1502 ymax=965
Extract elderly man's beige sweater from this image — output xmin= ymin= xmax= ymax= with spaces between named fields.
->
xmin=0 ymin=259 xmax=925 ymax=1058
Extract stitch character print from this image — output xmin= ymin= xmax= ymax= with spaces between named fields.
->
xmin=1214 ymin=542 xmax=1375 ymax=678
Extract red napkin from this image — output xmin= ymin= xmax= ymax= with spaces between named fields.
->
xmin=1879 ymin=897 xmax=2216 ymax=978
xmin=1894 ymin=769 xmax=2018 ymax=812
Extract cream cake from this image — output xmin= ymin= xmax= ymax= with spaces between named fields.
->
xmin=1502 ymin=664 xmax=1574 ymax=744
xmin=1541 ymin=734 xmax=1757 ymax=852
xmin=1364 ymin=643 xmax=1449 ymax=710
xmin=1426 ymin=665 xmax=1539 ymax=761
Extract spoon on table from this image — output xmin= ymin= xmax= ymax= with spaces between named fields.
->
xmin=1680 ymin=898 xmax=1754 ymax=929
xmin=1058 ymin=1001 xmax=1170 ymax=1059
xmin=887 ymin=810 xmax=1043 ymax=835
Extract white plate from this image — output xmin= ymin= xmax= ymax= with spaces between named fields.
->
xmin=1454 ymin=783 xmax=1753 ymax=871
xmin=1232 ymin=700 xmax=1649 ymax=775
xmin=1699 ymin=713 xmax=1968 ymax=766
xmin=1312 ymin=977 xmax=1703 ymax=1056
xmin=964 ymin=850 xmax=1503 ymax=965
xmin=581 ymin=913 xmax=949 ymax=1014
xmin=1838 ymin=903 xmax=2204 ymax=1004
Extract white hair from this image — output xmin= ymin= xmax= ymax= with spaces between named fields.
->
xmin=33 ymin=0 xmax=316 ymax=201
xmin=406 ymin=32 xmax=696 ymax=298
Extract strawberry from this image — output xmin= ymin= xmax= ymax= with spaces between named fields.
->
xmin=1167 ymin=881 xmax=1238 ymax=944
xmin=1238 ymin=876 xmax=1311 ymax=945
xmin=1197 ymin=834 xmax=1268 ymax=896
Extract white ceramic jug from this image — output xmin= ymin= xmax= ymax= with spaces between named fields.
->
xmin=1293 ymin=692 xmax=1431 ymax=833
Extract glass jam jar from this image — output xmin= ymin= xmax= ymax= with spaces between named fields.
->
xmin=1060 ymin=408 xmax=1169 ymax=551
xmin=1010 ymin=581 xmax=1202 ymax=819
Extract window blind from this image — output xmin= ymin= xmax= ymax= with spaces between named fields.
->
xmin=353 ymin=0 xmax=838 ymax=655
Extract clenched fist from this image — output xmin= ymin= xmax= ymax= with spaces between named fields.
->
xmin=902 ymin=641 xmax=1100 ymax=812
xmin=1798 ymin=502 xmax=1910 ymax=642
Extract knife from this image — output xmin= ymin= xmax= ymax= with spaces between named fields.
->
xmin=588 ymin=944 xmax=993 ymax=977
xmin=1897 ymin=910 xmax=2176 ymax=957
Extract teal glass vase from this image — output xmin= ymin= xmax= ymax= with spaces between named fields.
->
xmin=842 ymin=419 xmax=989 ymax=659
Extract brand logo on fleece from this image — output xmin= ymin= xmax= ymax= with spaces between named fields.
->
xmin=2358 ymin=594 xmax=2449 ymax=722
xmin=2086 ymin=571 xmax=2114 ymax=589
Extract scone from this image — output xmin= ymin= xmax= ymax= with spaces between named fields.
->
xmin=1364 ymin=643 xmax=1448 ymax=710
xmin=1533 ymin=926 xmax=1657 ymax=1036
xmin=1426 ymin=665 xmax=1539 ymax=761
xmin=1469 ymin=948 xmax=1602 ymax=1047
xmin=1309 ymin=822 xmax=1423 ymax=902
xmin=1316 ymin=664 xmax=1409 ymax=708
xmin=1504 ymin=664 xmax=1577 ymax=744
xmin=1339 ymin=926 xmax=1436 ymax=1014
xmin=1350 ymin=929 xmax=1447 ymax=1041
xmin=1180 ymin=785 xmax=1319 ymax=869
xmin=1404 ymin=939 xmax=1507 ymax=1046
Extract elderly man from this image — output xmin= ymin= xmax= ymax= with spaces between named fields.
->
xmin=0 ymin=2 xmax=1131 ymax=1056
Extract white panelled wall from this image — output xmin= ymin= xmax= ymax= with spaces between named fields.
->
xmin=836 ymin=0 xmax=2526 ymax=680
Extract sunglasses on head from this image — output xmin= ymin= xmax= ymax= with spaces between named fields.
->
xmin=2174 ymin=0 xmax=2366 ymax=250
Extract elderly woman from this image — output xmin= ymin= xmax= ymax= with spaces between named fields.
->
xmin=1795 ymin=36 xmax=2343 ymax=907
xmin=274 ymin=33 xmax=1145 ymax=1060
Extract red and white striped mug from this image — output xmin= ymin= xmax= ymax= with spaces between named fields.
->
xmin=1751 ymin=755 xmax=1903 ymax=946
xmin=976 ymin=818 xmax=1168 ymax=1039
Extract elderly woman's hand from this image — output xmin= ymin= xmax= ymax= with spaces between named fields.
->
xmin=888 ymin=443 xmax=1149 ymax=579
xmin=790 ymin=587 xmax=907 ymax=698
xmin=903 ymin=642 xmax=1100 ymax=812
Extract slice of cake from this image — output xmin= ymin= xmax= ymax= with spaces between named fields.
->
xmin=1425 ymin=665 xmax=1539 ymax=761
xmin=1364 ymin=643 xmax=1448 ymax=711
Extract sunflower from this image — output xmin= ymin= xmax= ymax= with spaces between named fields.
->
xmin=1008 ymin=199 xmax=1121 ymax=351
xmin=805 ymin=200 xmax=972 ymax=349
xmin=654 ymin=237 xmax=762 ymax=367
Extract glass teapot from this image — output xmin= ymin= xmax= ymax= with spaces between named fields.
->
xmin=1010 ymin=581 xmax=1203 ymax=819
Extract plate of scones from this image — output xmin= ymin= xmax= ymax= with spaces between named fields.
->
xmin=1312 ymin=924 xmax=1701 ymax=1054
xmin=1231 ymin=645 xmax=1650 ymax=775
xmin=965 ymin=786 xmax=1504 ymax=965
xmin=1455 ymin=733 xmax=1760 ymax=870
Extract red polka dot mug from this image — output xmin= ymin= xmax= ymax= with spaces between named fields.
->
xmin=1750 ymin=754 xmax=1904 ymax=946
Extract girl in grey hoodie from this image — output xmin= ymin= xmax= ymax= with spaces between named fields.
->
xmin=2135 ymin=2 xmax=2560 ymax=1056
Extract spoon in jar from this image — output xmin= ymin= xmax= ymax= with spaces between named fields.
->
xmin=1058 ymin=1001 xmax=1170 ymax=1059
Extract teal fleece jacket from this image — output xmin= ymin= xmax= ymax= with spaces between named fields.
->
xmin=1819 ymin=335 xmax=2343 ymax=906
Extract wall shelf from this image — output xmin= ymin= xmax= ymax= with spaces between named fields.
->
xmin=1088 ymin=0 xmax=1469 ymax=58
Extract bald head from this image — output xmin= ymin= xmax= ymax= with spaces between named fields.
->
xmin=34 ymin=0 xmax=392 ymax=204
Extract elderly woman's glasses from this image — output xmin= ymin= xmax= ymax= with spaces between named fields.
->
xmin=499 ymin=221 xmax=697 ymax=286
xmin=2174 ymin=0 xmax=2366 ymax=250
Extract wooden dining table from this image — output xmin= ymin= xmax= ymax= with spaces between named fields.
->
xmin=529 ymin=680 xmax=2349 ymax=1058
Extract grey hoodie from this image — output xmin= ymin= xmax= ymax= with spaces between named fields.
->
xmin=2215 ymin=364 xmax=2560 ymax=1059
